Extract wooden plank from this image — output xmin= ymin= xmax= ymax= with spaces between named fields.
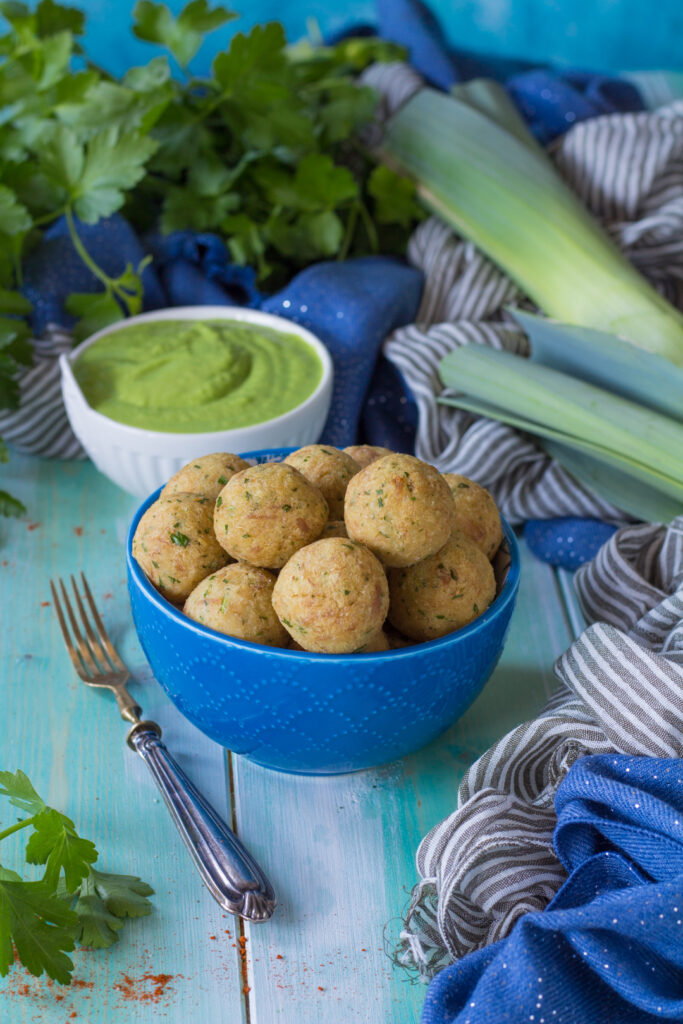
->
xmin=556 ymin=568 xmax=586 ymax=638
xmin=236 ymin=542 xmax=577 ymax=1024
xmin=0 ymin=456 xmax=245 ymax=1023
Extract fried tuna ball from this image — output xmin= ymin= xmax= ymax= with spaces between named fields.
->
xmin=184 ymin=564 xmax=288 ymax=647
xmin=345 ymin=454 xmax=454 ymax=568
xmin=284 ymin=445 xmax=360 ymax=519
xmin=388 ymin=531 xmax=496 ymax=641
xmin=343 ymin=445 xmax=394 ymax=470
xmin=320 ymin=520 xmax=348 ymax=539
xmin=272 ymin=538 xmax=389 ymax=653
xmin=358 ymin=629 xmax=390 ymax=653
xmin=214 ymin=462 xmax=328 ymax=568
xmin=132 ymin=492 xmax=229 ymax=602
xmin=442 ymin=473 xmax=503 ymax=560
xmin=290 ymin=628 xmax=389 ymax=653
xmin=162 ymin=453 xmax=249 ymax=502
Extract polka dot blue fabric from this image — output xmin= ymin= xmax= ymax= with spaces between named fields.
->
xmin=524 ymin=518 xmax=619 ymax=571
xmin=421 ymin=754 xmax=683 ymax=1024
xmin=261 ymin=256 xmax=424 ymax=447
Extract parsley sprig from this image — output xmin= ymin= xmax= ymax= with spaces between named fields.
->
xmin=0 ymin=769 xmax=154 ymax=984
xmin=0 ymin=0 xmax=423 ymax=514
xmin=0 ymin=0 xmax=420 ymax=335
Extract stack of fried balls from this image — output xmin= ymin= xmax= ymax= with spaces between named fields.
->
xmin=132 ymin=445 xmax=504 ymax=653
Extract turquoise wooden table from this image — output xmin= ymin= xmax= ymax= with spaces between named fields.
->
xmin=0 ymin=453 xmax=583 ymax=1023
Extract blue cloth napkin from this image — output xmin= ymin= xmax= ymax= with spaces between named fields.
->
xmin=262 ymin=257 xmax=423 ymax=446
xmin=421 ymin=754 xmax=683 ymax=1024
xmin=524 ymin=518 xmax=620 ymax=571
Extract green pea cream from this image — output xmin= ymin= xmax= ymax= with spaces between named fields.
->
xmin=74 ymin=318 xmax=323 ymax=433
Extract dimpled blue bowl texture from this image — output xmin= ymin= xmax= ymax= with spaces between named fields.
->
xmin=126 ymin=448 xmax=521 ymax=774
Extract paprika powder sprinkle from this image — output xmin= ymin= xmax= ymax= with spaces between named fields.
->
xmin=114 ymin=972 xmax=177 ymax=1002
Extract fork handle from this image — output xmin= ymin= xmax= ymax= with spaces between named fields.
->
xmin=127 ymin=722 xmax=276 ymax=922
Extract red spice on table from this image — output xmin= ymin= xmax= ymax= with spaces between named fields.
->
xmin=209 ymin=935 xmax=217 ymax=940
xmin=318 ymin=986 xmax=324 ymax=992
xmin=275 ymin=954 xmax=283 ymax=960
xmin=73 ymin=526 xmax=83 ymax=537
xmin=114 ymin=972 xmax=177 ymax=1002
xmin=40 ymin=601 xmax=50 ymax=607
xmin=27 ymin=522 xmax=40 ymax=531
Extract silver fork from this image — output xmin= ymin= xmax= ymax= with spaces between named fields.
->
xmin=50 ymin=572 xmax=276 ymax=923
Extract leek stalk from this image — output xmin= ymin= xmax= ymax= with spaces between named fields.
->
xmin=381 ymin=85 xmax=683 ymax=365
xmin=439 ymin=346 xmax=683 ymax=520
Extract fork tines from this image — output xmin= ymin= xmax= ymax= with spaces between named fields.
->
xmin=50 ymin=573 xmax=126 ymax=683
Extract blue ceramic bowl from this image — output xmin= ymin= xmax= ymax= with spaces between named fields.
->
xmin=127 ymin=448 xmax=521 ymax=774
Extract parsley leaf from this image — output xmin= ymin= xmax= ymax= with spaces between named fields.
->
xmin=74 ymin=129 xmax=158 ymax=223
xmin=368 ymin=165 xmax=424 ymax=228
xmin=0 ymin=770 xmax=45 ymax=815
xmin=0 ymin=869 xmax=77 ymax=983
xmin=0 ymin=490 xmax=25 ymax=517
xmin=0 ymin=770 xmax=154 ymax=982
xmin=25 ymin=808 xmax=97 ymax=891
xmin=65 ymin=290 xmax=124 ymax=342
xmin=0 ymin=186 xmax=32 ymax=237
xmin=71 ymin=868 xmax=154 ymax=948
xmin=133 ymin=0 xmax=236 ymax=69
xmin=170 ymin=531 xmax=189 ymax=546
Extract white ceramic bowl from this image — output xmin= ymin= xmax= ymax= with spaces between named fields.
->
xmin=60 ymin=306 xmax=334 ymax=497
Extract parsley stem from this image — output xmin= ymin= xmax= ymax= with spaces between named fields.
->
xmin=65 ymin=207 xmax=137 ymax=314
xmin=32 ymin=207 xmax=66 ymax=227
xmin=65 ymin=207 xmax=112 ymax=292
xmin=0 ymin=816 xmax=36 ymax=842
xmin=357 ymin=199 xmax=379 ymax=253
xmin=338 ymin=202 xmax=359 ymax=262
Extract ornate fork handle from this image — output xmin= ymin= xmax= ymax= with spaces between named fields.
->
xmin=127 ymin=722 xmax=276 ymax=922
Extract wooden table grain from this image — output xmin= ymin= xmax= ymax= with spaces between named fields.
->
xmin=0 ymin=455 xmax=579 ymax=1024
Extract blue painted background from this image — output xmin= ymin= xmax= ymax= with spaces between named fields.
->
xmin=75 ymin=0 xmax=682 ymax=77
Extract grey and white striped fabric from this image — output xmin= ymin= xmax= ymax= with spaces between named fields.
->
xmin=0 ymin=327 xmax=85 ymax=460
xmin=367 ymin=61 xmax=683 ymax=523
xmin=399 ymin=516 xmax=683 ymax=978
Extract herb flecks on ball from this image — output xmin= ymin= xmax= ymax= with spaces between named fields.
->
xmin=162 ymin=453 xmax=249 ymax=502
xmin=388 ymin=531 xmax=496 ymax=641
xmin=344 ymin=454 xmax=454 ymax=567
xmin=284 ymin=445 xmax=360 ymax=519
xmin=214 ymin=462 xmax=328 ymax=568
xmin=273 ymin=538 xmax=389 ymax=653
xmin=184 ymin=563 xmax=288 ymax=647
xmin=442 ymin=473 xmax=503 ymax=560
xmin=133 ymin=492 xmax=229 ymax=602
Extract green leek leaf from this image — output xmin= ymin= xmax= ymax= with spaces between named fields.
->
xmin=513 ymin=310 xmax=683 ymax=423
xmin=382 ymin=86 xmax=683 ymax=364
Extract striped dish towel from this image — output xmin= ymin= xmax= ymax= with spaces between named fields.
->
xmin=0 ymin=327 xmax=85 ymax=459
xmin=398 ymin=515 xmax=683 ymax=978
xmin=365 ymin=63 xmax=683 ymax=522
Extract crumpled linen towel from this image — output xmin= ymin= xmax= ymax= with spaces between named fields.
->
xmin=399 ymin=516 xmax=683 ymax=977
xmin=420 ymin=754 xmax=683 ymax=1024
